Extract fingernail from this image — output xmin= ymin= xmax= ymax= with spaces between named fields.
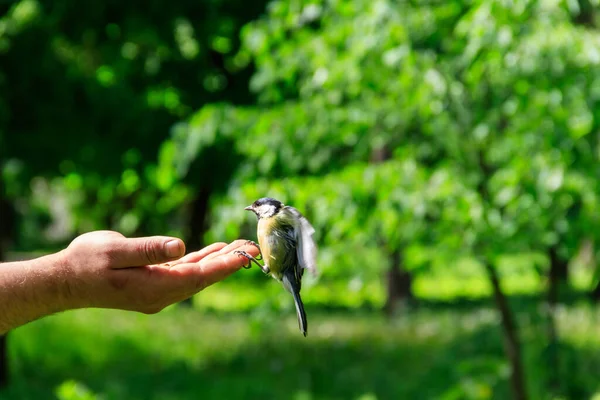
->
xmin=165 ymin=240 xmax=184 ymax=258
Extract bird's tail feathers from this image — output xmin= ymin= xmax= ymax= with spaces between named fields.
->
xmin=292 ymin=289 xmax=308 ymax=337
xmin=283 ymin=274 xmax=308 ymax=337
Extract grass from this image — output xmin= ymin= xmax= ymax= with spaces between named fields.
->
xmin=2 ymin=262 xmax=600 ymax=400
xmin=3 ymin=296 xmax=600 ymax=400
xmin=5 ymin=306 xmax=504 ymax=400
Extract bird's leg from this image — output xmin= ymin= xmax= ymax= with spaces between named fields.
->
xmin=234 ymin=250 xmax=270 ymax=274
xmin=235 ymin=250 xmax=259 ymax=269
xmin=245 ymin=240 xmax=263 ymax=261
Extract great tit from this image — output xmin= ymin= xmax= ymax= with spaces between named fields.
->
xmin=235 ymin=197 xmax=317 ymax=337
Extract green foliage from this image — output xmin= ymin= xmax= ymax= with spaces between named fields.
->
xmin=5 ymin=0 xmax=600 ymax=399
xmin=0 ymin=0 xmax=268 ymax=248
xmin=5 ymin=0 xmax=600 ymax=273
xmin=149 ymin=0 xmax=600 ymax=284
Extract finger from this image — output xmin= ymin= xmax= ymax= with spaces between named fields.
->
xmin=156 ymin=240 xmax=251 ymax=270
xmin=201 ymin=239 xmax=256 ymax=262
xmin=110 ymin=236 xmax=186 ymax=268
xmin=173 ymin=243 xmax=261 ymax=292
xmin=169 ymin=242 xmax=228 ymax=265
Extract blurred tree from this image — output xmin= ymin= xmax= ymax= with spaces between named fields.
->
xmin=0 ymin=0 xmax=268 ymax=248
xmin=5 ymin=0 xmax=600 ymax=397
xmin=0 ymin=0 xmax=268 ymax=380
xmin=168 ymin=0 xmax=600 ymax=399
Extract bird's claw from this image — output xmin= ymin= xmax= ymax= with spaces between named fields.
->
xmin=234 ymin=250 xmax=270 ymax=274
xmin=245 ymin=240 xmax=263 ymax=261
xmin=235 ymin=250 xmax=263 ymax=270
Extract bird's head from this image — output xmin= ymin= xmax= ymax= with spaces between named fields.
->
xmin=245 ymin=197 xmax=284 ymax=219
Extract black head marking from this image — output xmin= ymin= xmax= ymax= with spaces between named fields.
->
xmin=253 ymin=197 xmax=283 ymax=210
xmin=246 ymin=197 xmax=284 ymax=219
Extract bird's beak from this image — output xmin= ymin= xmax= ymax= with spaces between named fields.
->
xmin=244 ymin=205 xmax=253 ymax=211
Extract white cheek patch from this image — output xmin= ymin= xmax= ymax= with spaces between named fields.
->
xmin=257 ymin=204 xmax=276 ymax=217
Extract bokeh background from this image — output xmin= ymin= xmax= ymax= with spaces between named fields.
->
xmin=2 ymin=0 xmax=600 ymax=399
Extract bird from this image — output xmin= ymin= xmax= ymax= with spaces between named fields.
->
xmin=235 ymin=197 xmax=317 ymax=337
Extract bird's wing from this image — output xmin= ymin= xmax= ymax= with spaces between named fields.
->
xmin=284 ymin=206 xmax=318 ymax=275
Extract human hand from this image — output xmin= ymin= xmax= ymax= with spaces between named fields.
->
xmin=57 ymin=231 xmax=259 ymax=314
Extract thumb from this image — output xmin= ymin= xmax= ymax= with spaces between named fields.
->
xmin=111 ymin=236 xmax=186 ymax=268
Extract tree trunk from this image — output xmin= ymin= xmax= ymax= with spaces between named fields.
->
xmin=180 ymin=186 xmax=212 ymax=307
xmin=573 ymin=0 xmax=596 ymax=27
xmin=591 ymin=259 xmax=600 ymax=300
xmin=475 ymin=147 xmax=527 ymax=399
xmin=484 ymin=261 xmax=528 ymax=400
xmin=592 ymin=279 xmax=600 ymax=301
xmin=370 ymin=147 xmax=414 ymax=315
xmin=383 ymin=250 xmax=413 ymax=316
xmin=548 ymin=246 xmax=568 ymax=286
xmin=545 ymin=246 xmax=564 ymax=395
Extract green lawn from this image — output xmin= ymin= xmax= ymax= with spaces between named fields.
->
xmin=2 ymin=260 xmax=600 ymax=400
xmin=3 ymin=294 xmax=600 ymax=400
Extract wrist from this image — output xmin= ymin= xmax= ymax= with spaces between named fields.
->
xmin=49 ymin=249 xmax=84 ymax=312
xmin=31 ymin=250 xmax=78 ymax=314
xmin=0 ymin=250 xmax=75 ymax=333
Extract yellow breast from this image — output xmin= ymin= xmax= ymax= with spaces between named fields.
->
xmin=257 ymin=217 xmax=276 ymax=262
xmin=256 ymin=215 xmax=295 ymax=277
